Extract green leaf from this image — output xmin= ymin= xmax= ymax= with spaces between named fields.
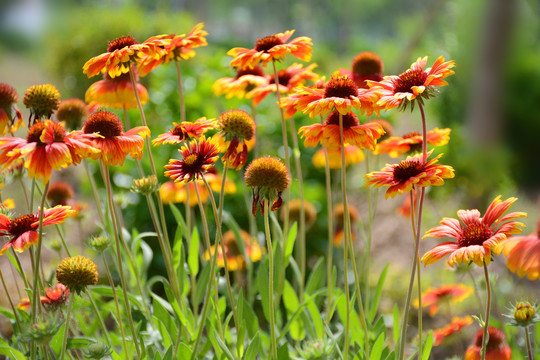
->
xmin=242 ymin=299 xmax=259 ymax=338
xmin=283 ymin=280 xmax=305 ymax=340
xmin=67 ymin=337 xmax=95 ymax=349
xmin=0 ymin=345 xmax=26 ymax=360
xmin=306 ymin=299 xmax=324 ymax=339
xmin=369 ymin=264 xmax=389 ymax=322
xmin=153 ymin=316 xmax=172 ymax=349
xmin=305 ymin=258 xmax=325 ymax=296
xmin=256 ymin=258 xmax=270 ymax=322
xmin=278 ymin=289 xmax=326 ymax=342
xmin=169 ymin=204 xmax=188 ymax=241
xmin=370 ymin=332 xmax=385 ymax=360
xmin=242 ymin=332 xmax=260 ymax=360
xmin=177 ymin=343 xmax=193 ymax=358
xmin=421 ymin=331 xmax=434 ymax=360
xmin=188 ymin=227 xmax=200 ymax=277
xmin=283 ymin=222 xmax=297 ymax=267
xmin=277 ymin=343 xmax=290 ymax=360
xmin=336 ymin=293 xmax=364 ymax=346
xmin=195 ymin=260 xmax=211 ymax=306
xmin=91 ymin=285 xmax=144 ymax=310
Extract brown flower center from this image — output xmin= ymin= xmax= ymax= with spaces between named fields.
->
xmin=352 ymin=52 xmax=384 ymax=76
xmin=0 ymin=83 xmax=19 ymax=107
xmin=235 ymin=66 xmax=265 ymax=79
xmin=474 ymin=328 xmax=505 ymax=349
xmin=107 ymin=36 xmax=138 ymax=52
xmin=84 ymin=111 xmax=124 ymax=138
xmin=26 ymin=122 xmax=47 ymax=143
xmin=254 ymin=35 xmax=284 ymax=52
xmin=459 ymin=223 xmax=493 ymax=247
xmin=392 ymin=159 xmax=424 ymax=183
xmin=324 ymin=76 xmax=358 ymax=99
xmin=325 ymin=111 xmax=359 ymax=129
xmin=171 ymin=124 xmax=187 ymax=139
xmin=393 ymin=69 xmax=428 ymax=94
xmin=270 ymin=70 xmax=292 ymax=87
xmin=7 ymin=214 xmax=36 ymax=237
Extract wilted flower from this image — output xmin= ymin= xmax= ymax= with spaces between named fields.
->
xmin=56 ymin=98 xmax=88 ymax=130
xmin=0 ymin=83 xmax=23 ymax=135
xmin=23 ymin=84 xmax=60 ymax=123
xmin=56 ymin=255 xmax=98 ymax=294
xmin=245 ymin=156 xmax=290 ymax=215
xmin=217 ymin=110 xmax=256 ymax=170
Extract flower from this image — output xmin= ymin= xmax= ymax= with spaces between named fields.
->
xmin=56 ymin=255 xmax=98 ymax=294
xmin=507 ymin=301 xmax=539 ymax=327
xmin=291 ymin=74 xmax=378 ymax=117
xmin=217 ymin=110 xmax=256 ymax=170
xmin=23 ymin=84 xmax=61 ymax=123
xmin=365 ymin=150 xmax=454 ymax=199
xmin=213 ymin=66 xmax=268 ymax=99
xmin=56 ymin=98 xmax=88 ymax=130
xmin=85 ymin=71 xmax=148 ymax=110
xmin=47 ymin=181 xmax=75 ymax=206
xmin=340 ymin=51 xmax=384 ymax=89
xmin=414 ymin=284 xmax=473 ymax=316
xmin=433 ymin=316 xmax=473 ymax=346
xmin=89 ymin=236 xmax=111 ymax=253
xmin=368 ymin=119 xmax=394 ymax=142
xmin=281 ymin=199 xmax=317 ymax=228
xmin=164 ymin=136 xmax=220 ymax=183
xmin=422 ymin=196 xmax=527 ymax=267
xmin=498 ymin=219 xmax=540 ymax=280
xmin=247 ymin=63 xmax=319 ymax=106
xmin=245 ymin=156 xmax=290 ymax=215
xmin=0 ymin=83 xmax=23 ymax=135
xmin=0 ymin=120 xmax=100 ymax=183
xmin=228 ymin=30 xmax=312 ymax=69
xmin=280 ymin=77 xmax=326 ymax=119
xmin=131 ymin=175 xmax=159 ymax=195
xmin=333 ymin=203 xmax=360 ymax=246
xmin=152 ymin=117 xmax=215 ymax=146
xmin=299 ymin=110 xmax=384 ymax=151
xmin=0 ymin=205 xmax=74 ymax=255
xmin=312 ymin=145 xmax=364 ymax=169
xmin=138 ymin=23 xmax=208 ymax=76
xmin=18 ymin=283 xmax=70 ymax=310
xmin=82 ymin=110 xmax=149 ymax=166
xmin=83 ymin=35 xmax=165 ymax=78
xmin=204 ymin=230 xmax=263 ymax=271
xmin=464 ymin=327 xmax=511 ymax=360
xmin=376 ymin=128 xmax=451 ymax=158
xmin=368 ymin=56 xmax=455 ymax=111
xmin=83 ymin=342 xmax=112 ymax=360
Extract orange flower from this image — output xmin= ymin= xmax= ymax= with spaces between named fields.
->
xmin=82 ymin=110 xmax=149 ymax=166
xmin=365 ymin=150 xmax=454 ymax=199
xmin=228 ymin=30 xmax=312 ymax=69
xmin=414 ymin=284 xmax=473 ymax=316
xmin=83 ymin=36 xmax=165 ymax=79
xmin=281 ymin=199 xmax=318 ymax=228
xmin=152 ymin=117 xmax=216 ymax=146
xmin=376 ymin=128 xmax=451 ymax=158
xmin=299 ymin=111 xmax=384 ymax=151
xmin=422 ymin=196 xmax=527 ymax=267
xmin=499 ymin=219 xmax=540 ymax=280
xmin=213 ymin=66 xmax=268 ymax=99
xmin=291 ymin=74 xmax=378 ymax=117
xmin=0 ymin=120 xmax=99 ymax=183
xmin=332 ymin=203 xmax=360 ymax=246
xmin=339 ymin=51 xmax=384 ymax=89
xmin=164 ymin=136 xmax=220 ymax=183
xmin=18 ymin=283 xmax=70 ymax=310
xmin=280 ymin=77 xmax=326 ymax=119
xmin=368 ymin=56 xmax=455 ymax=111
xmin=47 ymin=181 xmax=75 ymax=206
xmin=217 ymin=110 xmax=255 ymax=170
xmin=464 ymin=327 xmax=511 ymax=360
xmin=0 ymin=83 xmax=23 ymax=135
xmin=433 ymin=316 xmax=473 ymax=346
xmin=247 ymin=63 xmax=319 ymax=106
xmin=138 ymin=23 xmax=208 ymax=76
xmin=0 ymin=205 xmax=74 ymax=255
xmin=85 ymin=71 xmax=148 ymax=109
xmin=204 ymin=230 xmax=263 ymax=271
xmin=312 ymin=145 xmax=364 ymax=169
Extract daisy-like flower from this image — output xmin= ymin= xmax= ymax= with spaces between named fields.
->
xmin=368 ymin=119 xmax=394 ymax=142
xmin=245 ymin=156 xmax=290 ymax=215
xmin=414 ymin=284 xmax=473 ymax=316
xmin=85 ymin=71 xmax=148 ymax=110
xmin=213 ymin=66 xmax=268 ymax=99
xmin=422 ymin=196 xmax=527 ymax=267
xmin=47 ymin=181 xmax=75 ymax=206
xmin=204 ymin=229 xmax=263 ymax=271
xmin=376 ymin=128 xmax=451 ymax=158
xmin=23 ymin=84 xmax=61 ymax=123
xmin=333 ymin=203 xmax=360 ymax=246
xmin=281 ymin=199 xmax=317 ymax=229
xmin=0 ymin=83 xmax=23 ymax=135
xmin=138 ymin=23 xmax=208 ymax=76
xmin=217 ymin=110 xmax=255 ymax=170
xmin=228 ymin=30 xmax=312 ymax=69
xmin=164 ymin=136 xmax=220 ymax=183
xmin=299 ymin=111 xmax=384 ymax=151
xmin=499 ymin=219 xmax=540 ymax=280
xmin=152 ymin=117 xmax=215 ymax=146
xmin=280 ymin=77 xmax=326 ymax=119
xmin=56 ymin=98 xmax=88 ymax=130
xmin=368 ymin=56 xmax=455 ymax=111
xmin=82 ymin=110 xmax=149 ymax=166
xmin=433 ymin=316 xmax=473 ymax=346
xmin=83 ymin=35 xmax=165 ymax=79
xmin=290 ymin=74 xmax=378 ymax=118
xmin=312 ymin=145 xmax=364 ymax=169
xmin=464 ymin=327 xmax=512 ymax=360
xmin=0 ymin=120 xmax=100 ymax=183
xmin=0 ymin=205 xmax=74 ymax=255
xmin=247 ymin=63 xmax=319 ymax=106
xmin=18 ymin=283 xmax=70 ymax=310
xmin=340 ymin=51 xmax=384 ymax=89
xmin=365 ymin=150 xmax=454 ymax=199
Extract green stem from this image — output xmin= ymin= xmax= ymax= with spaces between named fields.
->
xmin=480 ymin=263 xmax=491 ymax=360
xmin=324 ymin=141 xmax=334 ymax=325
xmin=59 ymin=298 xmax=73 ymax=360
xmin=11 ymin=250 xmax=30 ymax=289
xmin=18 ymin=178 xmax=30 ymax=212
xmin=0 ymin=269 xmax=22 ymax=331
xmin=31 ymin=182 xmax=49 ymax=325
xmin=175 ymin=61 xmax=186 ymax=124
xmin=408 ymin=190 xmax=423 ymax=359
xmin=264 ymin=200 xmax=278 ymax=360
xmin=85 ymin=288 xmax=112 ymax=346
xmin=525 ymin=327 xmax=533 ymax=360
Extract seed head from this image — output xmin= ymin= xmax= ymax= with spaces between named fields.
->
xmin=56 ymin=255 xmax=98 ymax=294
xmin=245 ymin=156 xmax=290 ymax=215
xmin=47 ymin=181 xmax=75 ymax=206
xmin=23 ymin=84 xmax=60 ymax=120
xmin=218 ymin=109 xmax=255 ymax=142
xmin=56 ymin=98 xmax=88 ymax=130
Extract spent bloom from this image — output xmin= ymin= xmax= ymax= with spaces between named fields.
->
xmin=56 ymin=255 xmax=98 ymax=294
xmin=228 ymin=30 xmax=312 ymax=69
xmin=422 ymin=196 xmax=527 ymax=267
xmin=152 ymin=117 xmax=216 ymax=146
xmin=86 ymin=71 xmax=148 ymax=110
xmin=245 ymin=156 xmax=290 ymax=215
xmin=340 ymin=51 xmax=385 ymax=89
xmin=376 ymin=128 xmax=451 ymax=158
xmin=464 ymin=327 xmax=511 ymax=360
xmin=365 ymin=150 xmax=455 ymax=199
xmin=55 ymin=98 xmax=88 ymax=130
xmin=23 ymin=84 xmax=60 ymax=123
xmin=217 ymin=109 xmax=256 ymax=170
xmin=204 ymin=229 xmax=263 ymax=271
xmin=213 ymin=66 xmax=268 ymax=99
xmin=164 ymin=136 xmax=220 ymax=183
xmin=433 ymin=316 xmax=473 ymax=346
xmin=498 ymin=219 xmax=540 ymax=280
xmin=0 ymin=83 xmax=24 ymax=135
xmin=414 ymin=284 xmax=473 ymax=316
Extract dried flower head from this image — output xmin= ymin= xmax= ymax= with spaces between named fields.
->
xmin=0 ymin=83 xmax=24 ymax=135
xmin=218 ymin=110 xmax=256 ymax=170
xmin=56 ymin=255 xmax=98 ymax=294
xmin=47 ymin=181 xmax=75 ymax=206
xmin=23 ymin=84 xmax=61 ymax=122
xmin=56 ymin=98 xmax=88 ymax=130
xmin=245 ymin=156 xmax=290 ymax=215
